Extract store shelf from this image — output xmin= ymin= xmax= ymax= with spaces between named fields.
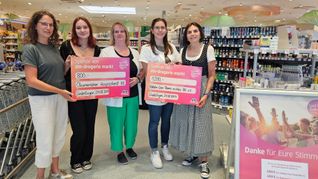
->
xmin=5 ymin=43 xmax=18 ymax=46
xmin=6 ymin=56 xmax=15 ymax=58
xmin=216 ymin=67 xmax=247 ymax=72
xmin=215 ymin=55 xmax=244 ymax=59
xmin=3 ymin=36 xmax=17 ymax=40
xmin=215 ymin=79 xmax=236 ymax=84
xmin=96 ymin=38 xmax=110 ymax=41
xmin=211 ymin=36 xmax=261 ymax=39
xmin=241 ymin=48 xmax=318 ymax=55
xmin=130 ymin=37 xmax=139 ymax=40
xmin=258 ymin=58 xmax=312 ymax=64
xmin=213 ymin=44 xmax=243 ymax=48
xmin=5 ymin=49 xmax=18 ymax=52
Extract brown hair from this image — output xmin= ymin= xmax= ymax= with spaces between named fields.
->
xmin=71 ymin=17 xmax=96 ymax=48
xmin=110 ymin=22 xmax=130 ymax=46
xmin=183 ymin=22 xmax=205 ymax=47
xmin=149 ymin=18 xmax=173 ymax=56
xmin=25 ymin=10 xmax=59 ymax=46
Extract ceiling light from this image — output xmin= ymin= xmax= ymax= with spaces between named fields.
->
xmin=28 ymin=2 xmax=32 ymax=5
xmin=79 ymin=6 xmax=136 ymax=14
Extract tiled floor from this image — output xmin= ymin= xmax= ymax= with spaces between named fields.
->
xmin=21 ymin=102 xmax=231 ymax=179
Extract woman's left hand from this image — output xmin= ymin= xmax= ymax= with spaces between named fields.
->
xmin=196 ymin=95 xmax=208 ymax=108
xmin=129 ymin=77 xmax=139 ymax=87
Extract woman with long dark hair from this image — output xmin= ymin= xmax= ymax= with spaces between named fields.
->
xmin=139 ymin=18 xmax=179 ymax=169
xmin=60 ymin=17 xmax=100 ymax=173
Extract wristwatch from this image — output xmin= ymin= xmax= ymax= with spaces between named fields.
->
xmin=203 ymin=91 xmax=210 ymax=97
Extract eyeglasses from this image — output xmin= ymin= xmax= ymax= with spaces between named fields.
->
xmin=38 ymin=21 xmax=54 ymax=28
xmin=153 ymin=26 xmax=166 ymax=31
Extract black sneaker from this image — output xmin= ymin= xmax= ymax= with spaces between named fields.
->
xmin=71 ymin=163 xmax=83 ymax=174
xmin=199 ymin=162 xmax=210 ymax=179
xmin=117 ymin=152 xmax=128 ymax=164
xmin=126 ymin=148 xmax=137 ymax=160
xmin=182 ymin=156 xmax=198 ymax=166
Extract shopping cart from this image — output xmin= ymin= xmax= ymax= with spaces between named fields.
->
xmin=0 ymin=72 xmax=34 ymax=179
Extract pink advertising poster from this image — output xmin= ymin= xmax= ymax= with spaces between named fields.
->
xmin=237 ymin=90 xmax=318 ymax=179
xmin=144 ymin=63 xmax=202 ymax=105
xmin=71 ymin=57 xmax=130 ymax=100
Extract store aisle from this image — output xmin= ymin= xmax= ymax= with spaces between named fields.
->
xmin=22 ymin=102 xmax=231 ymax=179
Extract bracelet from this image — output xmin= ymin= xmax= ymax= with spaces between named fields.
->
xmin=203 ymin=92 xmax=210 ymax=97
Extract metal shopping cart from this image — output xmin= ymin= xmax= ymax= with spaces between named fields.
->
xmin=0 ymin=72 xmax=34 ymax=179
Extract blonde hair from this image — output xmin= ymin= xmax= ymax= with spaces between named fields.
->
xmin=110 ymin=22 xmax=130 ymax=46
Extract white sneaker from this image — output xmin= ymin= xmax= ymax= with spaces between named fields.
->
xmin=50 ymin=169 xmax=73 ymax=179
xmin=162 ymin=145 xmax=173 ymax=161
xmin=150 ymin=151 xmax=163 ymax=169
xmin=82 ymin=161 xmax=92 ymax=170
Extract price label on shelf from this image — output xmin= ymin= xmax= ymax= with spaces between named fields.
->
xmin=294 ymin=50 xmax=299 ymax=55
xmin=271 ymin=50 xmax=277 ymax=54
xmin=253 ymin=49 xmax=260 ymax=54
xmin=284 ymin=50 xmax=289 ymax=54
xmin=313 ymin=50 xmax=318 ymax=55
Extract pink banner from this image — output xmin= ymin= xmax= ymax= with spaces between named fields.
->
xmin=239 ymin=93 xmax=318 ymax=179
xmin=71 ymin=57 xmax=130 ymax=100
xmin=144 ymin=63 xmax=202 ymax=105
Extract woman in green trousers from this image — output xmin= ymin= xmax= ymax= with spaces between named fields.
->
xmin=99 ymin=22 xmax=144 ymax=164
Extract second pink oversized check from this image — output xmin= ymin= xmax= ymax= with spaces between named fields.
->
xmin=145 ymin=63 xmax=202 ymax=105
xmin=71 ymin=57 xmax=130 ymax=100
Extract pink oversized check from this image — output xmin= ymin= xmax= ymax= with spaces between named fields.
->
xmin=71 ymin=57 xmax=130 ymax=100
xmin=145 ymin=63 xmax=202 ymax=105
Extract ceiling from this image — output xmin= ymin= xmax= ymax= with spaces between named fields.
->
xmin=0 ymin=0 xmax=317 ymax=28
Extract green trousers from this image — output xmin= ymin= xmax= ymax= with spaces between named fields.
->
xmin=106 ymin=96 xmax=139 ymax=151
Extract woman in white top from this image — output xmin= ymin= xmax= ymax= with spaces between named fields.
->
xmin=99 ymin=22 xmax=143 ymax=164
xmin=139 ymin=18 xmax=179 ymax=169
xmin=169 ymin=22 xmax=216 ymax=179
